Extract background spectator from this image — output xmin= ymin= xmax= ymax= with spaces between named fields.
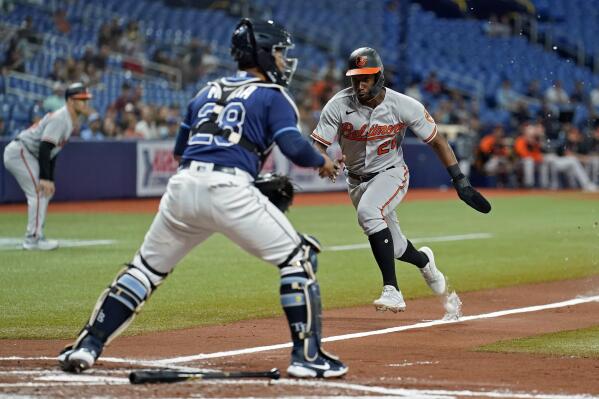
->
xmin=135 ymin=105 xmax=159 ymax=139
xmin=476 ymin=125 xmax=514 ymax=187
xmin=80 ymin=113 xmax=105 ymax=140
xmin=42 ymin=82 xmax=65 ymax=112
xmin=544 ymin=80 xmax=570 ymax=112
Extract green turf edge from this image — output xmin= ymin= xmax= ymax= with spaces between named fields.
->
xmin=475 ymin=325 xmax=599 ymax=358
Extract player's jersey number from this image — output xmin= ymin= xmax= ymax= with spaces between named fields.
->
xmin=189 ymin=102 xmax=246 ymax=147
xmin=377 ymin=137 xmax=398 ymax=155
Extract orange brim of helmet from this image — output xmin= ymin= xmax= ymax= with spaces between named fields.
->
xmin=346 ymin=67 xmax=381 ymax=76
xmin=70 ymin=93 xmax=93 ymax=100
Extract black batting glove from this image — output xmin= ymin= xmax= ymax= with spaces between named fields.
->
xmin=447 ymin=164 xmax=491 ymax=214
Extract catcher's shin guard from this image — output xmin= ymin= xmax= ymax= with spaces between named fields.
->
xmin=67 ymin=254 xmax=165 ymax=353
xmin=279 ymin=240 xmax=336 ymax=362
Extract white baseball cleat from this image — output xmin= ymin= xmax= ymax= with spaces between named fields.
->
xmin=419 ymin=247 xmax=446 ymax=295
xmin=287 ymin=351 xmax=348 ymax=378
xmin=58 ymin=347 xmax=96 ymax=373
xmin=373 ymin=285 xmax=406 ymax=312
xmin=22 ymin=237 xmax=59 ymax=251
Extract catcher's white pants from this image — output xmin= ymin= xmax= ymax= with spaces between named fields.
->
xmin=3 ymin=140 xmax=52 ymax=239
xmin=347 ymin=163 xmax=410 ymax=258
xmin=138 ymin=161 xmax=302 ymax=274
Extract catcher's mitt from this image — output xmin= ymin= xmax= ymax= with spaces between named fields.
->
xmin=254 ymin=173 xmax=295 ymax=212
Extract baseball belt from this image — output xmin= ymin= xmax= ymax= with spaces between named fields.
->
xmin=179 ymin=161 xmax=237 ymax=176
xmin=347 ymin=165 xmax=396 ymax=183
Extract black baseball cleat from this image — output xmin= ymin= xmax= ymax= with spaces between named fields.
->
xmin=287 ymin=350 xmax=348 ymax=378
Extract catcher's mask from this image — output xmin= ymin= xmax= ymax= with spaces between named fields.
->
xmin=346 ymin=47 xmax=385 ymax=100
xmin=231 ymin=18 xmax=297 ymax=87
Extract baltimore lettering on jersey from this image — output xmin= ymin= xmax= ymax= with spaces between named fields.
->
xmin=340 ymin=122 xmax=406 ymax=141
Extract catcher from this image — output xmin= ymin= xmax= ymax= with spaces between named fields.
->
xmin=58 ymin=18 xmax=347 ymax=378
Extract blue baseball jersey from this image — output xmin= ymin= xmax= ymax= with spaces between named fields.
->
xmin=174 ymin=74 xmax=302 ymax=177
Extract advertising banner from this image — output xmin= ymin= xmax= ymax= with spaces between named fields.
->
xmin=136 ymin=140 xmax=179 ymax=197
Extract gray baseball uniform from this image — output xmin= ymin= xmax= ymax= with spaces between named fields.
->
xmin=3 ymin=106 xmax=74 ymax=239
xmin=312 ymin=87 xmax=437 ymax=257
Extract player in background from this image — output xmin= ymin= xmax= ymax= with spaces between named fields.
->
xmin=3 ymin=83 xmax=93 ymax=250
xmin=58 ymin=18 xmax=348 ymax=379
xmin=312 ymin=47 xmax=490 ymax=313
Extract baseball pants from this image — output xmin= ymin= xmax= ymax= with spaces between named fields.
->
xmin=138 ymin=161 xmax=303 ymax=275
xmin=3 ymin=140 xmax=52 ymax=239
xmin=347 ymin=164 xmax=410 ymax=258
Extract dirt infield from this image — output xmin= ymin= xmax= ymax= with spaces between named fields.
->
xmin=1 ymin=276 xmax=598 ymax=398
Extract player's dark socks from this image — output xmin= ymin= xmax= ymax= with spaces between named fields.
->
xmin=368 ymin=228 xmax=398 ymax=289
xmin=398 ymin=240 xmax=429 ymax=268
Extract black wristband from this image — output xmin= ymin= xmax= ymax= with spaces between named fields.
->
xmin=447 ymin=163 xmax=463 ymax=181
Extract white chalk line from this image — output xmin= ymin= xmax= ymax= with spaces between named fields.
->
xmin=326 ymin=233 xmax=493 ymax=251
xmin=156 ymin=294 xmax=599 ymax=364
xmin=0 ymin=237 xmax=116 ymax=250
xmin=1 ymin=295 xmax=597 ymax=367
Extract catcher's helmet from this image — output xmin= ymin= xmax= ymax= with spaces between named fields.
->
xmin=346 ymin=47 xmax=385 ymax=98
xmin=64 ymin=82 xmax=92 ymax=100
xmin=231 ymin=18 xmax=297 ymax=87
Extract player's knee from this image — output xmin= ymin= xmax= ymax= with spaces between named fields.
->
xmin=129 ymin=253 xmax=167 ymax=287
xmin=356 ymin=204 xmax=382 ymax=231
xmin=112 ymin=267 xmax=153 ymax=310
xmin=300 ymin=233 xmax=321 ymax=273
xmin=278 ymin=234 xmax=320 ymax=275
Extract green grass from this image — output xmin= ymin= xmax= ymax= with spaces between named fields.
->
xmin=0 ymin=194 xmax=598 ymax=339
xmin=476 ymin=325 xmax=599 ymax=358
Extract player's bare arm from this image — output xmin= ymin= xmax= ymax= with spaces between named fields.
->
xmin=318 ymin=153 xmax=337 ymax=179
xmin=313 ymin=141 xmax=343 ymax=181
xmin=427 ymin=132 xmax=458 ymax=167
xmin=428 ymin=133 xmax=491 ymax=213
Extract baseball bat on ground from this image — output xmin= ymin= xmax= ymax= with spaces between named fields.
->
xmin=129 ymin=367 xmax=280 ymax=384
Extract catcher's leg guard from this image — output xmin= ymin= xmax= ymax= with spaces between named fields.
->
xmin=279 ymin=241 xmax=347 ymax=378
xmin=59 ymin=254 xmax=165 ymax=372
xmin=299 ymin=233 xmax=321 ymax=273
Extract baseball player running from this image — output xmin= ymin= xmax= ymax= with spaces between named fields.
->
xmin=58 ymin=19 xmax=348 ymax=378
xmin=312 ymin=48 xmax=490 ymax=312
xmin=3 ymin=83 xmax=92 ymax=250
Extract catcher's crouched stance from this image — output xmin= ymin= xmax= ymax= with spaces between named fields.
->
xmin=59 ymin=18 xmax=347 ymax=379
xmin=58 ymin=230 xmax=343 ymax=378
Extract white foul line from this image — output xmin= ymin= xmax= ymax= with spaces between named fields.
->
xmin=1 ymin=295 xmax=597 ymax=367
xmin=152 ymin=294 xmax=599 ymax=365
xmin=2 ymin=295 xmax=596 ymax=366
xmin=326 ymin=233 xmax=493 ymax=251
